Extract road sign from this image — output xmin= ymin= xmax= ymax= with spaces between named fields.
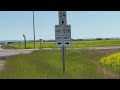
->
xmin=56 ymin=11 xmax=71 ymax=73
xmin=59 ymin=11 xmax=67 ymax=25
xmin=64 ymin=41 xmax=71 ymax=46
xmin=55 ymin=25 xmax=71 ymax=47
xmin=56 ymin=41 xmax=71 ymax=47
xmin=56 ymin=41 xmax=63 ymax=47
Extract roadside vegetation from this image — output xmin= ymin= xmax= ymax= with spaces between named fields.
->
xmin=0 ymin=49 xmax=119 ymax=79
xmin=100 ymin=52 xmax=120 ymax=73
xmin=2 ymin=40 xmax=120 ymax=49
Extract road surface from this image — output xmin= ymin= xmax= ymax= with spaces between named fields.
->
xmin=0 ymin=49 xmax=39 ymax=57
xmin=0 ymin=49 xmax=38 ymax=70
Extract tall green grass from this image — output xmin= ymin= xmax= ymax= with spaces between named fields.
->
xmin=0 ymin=49 xmax=120 ymax=79
xmin=72 ymin=40 xmax=120 ymax=47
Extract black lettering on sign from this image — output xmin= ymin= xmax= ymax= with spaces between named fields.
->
xmin=57 ymin=30 xmax=61 ymax=33
xmin=60 ymin=37 xmax=62 ymax=39
xmin=64 ymin=37 xmax=67 ymax=39
xmin=57 ymin=42 xmax=62 ymax=45
xmin=59 ymin=12 xmax=66 ymax=18
xmin=56 ymin=37 xmax=62 ymax=40
xmin=60 ymin=19 xmax=66 ymax=25
xmin=65 ymin=42 xmax=69 ymax=45
xmin=63 ymin=29 xmax=70 ymax=33
xmin=59 ymin=13 xmax=62 ymax=18
xmin=62 ymin=20 xmax=64 ymax=24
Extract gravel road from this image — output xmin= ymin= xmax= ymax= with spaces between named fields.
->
xmin=0 ymin=49 xmax=37 ymax=57
xmin=0 ymin=49 xmax=37 ymax=70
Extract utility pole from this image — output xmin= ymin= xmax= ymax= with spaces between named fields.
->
xmin=33 ymin=11 xmax=36 ymax=48
xmin=39 ymin=39 xmax=42 ymax=49
xmin=23 ymin=34 xmax=26 ymax=49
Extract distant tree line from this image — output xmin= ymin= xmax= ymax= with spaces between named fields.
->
xmin=1 ymin=37 xmax=120 ymax=45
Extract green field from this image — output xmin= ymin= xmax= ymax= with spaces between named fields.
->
xmin=3 ymin=40 xmax=120 ymax=49
xmin=0 ymin=49 xmax=119 ymax=79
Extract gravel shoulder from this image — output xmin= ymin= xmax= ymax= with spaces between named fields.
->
xmin=0 ymin=49 xmax=37 ymax=57
xmin=0 ymin=49 xmax=37 ymax=71
xmin=0 ymin=60 xmax=6 ymax=71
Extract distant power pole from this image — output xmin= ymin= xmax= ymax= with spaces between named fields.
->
xmin=23 ymin=34 xmax=26 ymax=49
xmin=19 ymin=41 xmax=21 ymax=49
xmin=33 ymin=11 xmax=36 ymax=48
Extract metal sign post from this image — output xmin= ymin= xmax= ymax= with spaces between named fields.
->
xmin=62 ymin=44 xmax=65 ymax=73
xmin=55 ymin=11 xmax=71 ymax=73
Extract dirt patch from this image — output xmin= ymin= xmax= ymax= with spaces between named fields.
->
xmin=0 ymin=56 xmax=6 ymax=71
xmin=0 ymin=56 xmax=6 ymax=60
xmin=102 ymin=68 xmax=120 ymax=79
xmin=96 ymin=62 xmax=120 ymax=79
xmin=0 ymin=49 xmax=35 ymax=71
xmin=0 ymin=60 xmax=6 ymax=71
